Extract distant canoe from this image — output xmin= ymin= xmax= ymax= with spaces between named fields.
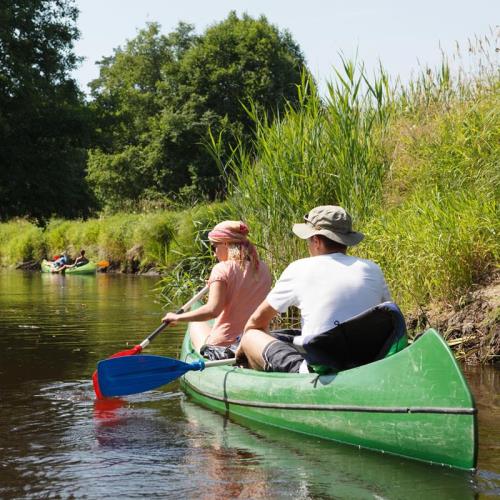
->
xmin=180 ymin=327 xmax=477 ymax=470
xmin=41 ymin=259 xmax=97 ymax=275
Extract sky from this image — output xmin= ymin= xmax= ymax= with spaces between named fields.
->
xmin=73 ymin=0 xmax=499 ymax=95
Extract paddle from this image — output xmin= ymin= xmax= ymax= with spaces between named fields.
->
xmin=96 ymin=354 xmax=236 ymax=398
xmin=92 ymin=285 xmax=209 ymax=398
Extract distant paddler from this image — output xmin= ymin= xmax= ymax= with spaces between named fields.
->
xmin=49 ymin=251 xmax=69 ymax=272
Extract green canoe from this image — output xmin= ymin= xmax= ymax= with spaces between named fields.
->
xmin=180 ymin=327 xmax=477 ymax=470
xmin=41 ymin=259 xmax=97 ymax=275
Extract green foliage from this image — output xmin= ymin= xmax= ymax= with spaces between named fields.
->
xmin=362 ymin=191 xmax=498 ymax=310
xmin=95 ymin=214 xmax=140 ymax=264
xmin=210 ymin=48 xmax=498 ymax=317
xmin=44 ymin=218 xmax=102 ymax=259
xmin=0 ymin=212 xmax=177 ymax=270
xmin=87 ymin=13 xmax=307 ymax=211
xmin=0 ymin=220 xmax=45 ymax=265
xmin=131 ymin=212 xmax=177 ymax=267
xmin=0 ymin=0 xmax=95 ymax=220
xmin=363 ymin=87 xmax=500 ymax=310
xmin=44 ymin=219 xmax=74 ymax=256
xmin=175 ymin=12 xmax=305 ymax=142
xmin=211 ymin=66 xmax=390 ymax=272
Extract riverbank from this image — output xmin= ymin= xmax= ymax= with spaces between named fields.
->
xmin=409 ymin=273 xmax=499 ymax=364
xmin=1 ymin=43 xmax=498 ymax=363
xmin=4 ymin=258 xmax=498 ymax=364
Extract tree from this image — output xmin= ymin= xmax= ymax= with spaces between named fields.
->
xmin=87 ymin=13 xmax=307 ymax=211
xmin=86 ymin=22 xmax=196 ymax=210
xmin=176 ymin=12 xmax=305 ymax=140
xmin=0 ymin=0 xmax=94 ymax=221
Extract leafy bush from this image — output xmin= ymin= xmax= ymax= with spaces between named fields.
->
xmin=0 ymin=220 xmax=45 ymax=265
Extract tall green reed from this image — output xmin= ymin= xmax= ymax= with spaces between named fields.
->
xmin=210 ymin=63 xmax=391 ymax=273
xmin=207 ymin=45 xmax=498 ymax=319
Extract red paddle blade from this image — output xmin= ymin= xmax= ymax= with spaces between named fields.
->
xmin=93 ymin=344 xmax=143 ymax=399
xmin=109 ymin=344 xmax=143 ymax=359
xmin=92 ymin=370 xmax=104 ymax=399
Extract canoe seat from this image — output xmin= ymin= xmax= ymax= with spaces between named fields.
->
xmin=295 ymin=302 xmax=408 ymax=372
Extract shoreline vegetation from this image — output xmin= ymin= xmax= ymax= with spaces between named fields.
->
xmin=1 ymin=37 xmax=498 ymax=364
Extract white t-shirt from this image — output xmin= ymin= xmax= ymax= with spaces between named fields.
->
xmin=267 ymin=253 xmax=392 ymax=340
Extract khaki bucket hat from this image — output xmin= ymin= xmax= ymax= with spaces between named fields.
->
xmin=292 ymin=205 xmax=364 ymax=246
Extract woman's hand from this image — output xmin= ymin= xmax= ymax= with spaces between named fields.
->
xmin=162 ymin=312 xmax=181 ymax=325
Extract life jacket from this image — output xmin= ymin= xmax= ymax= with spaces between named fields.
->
xmin=54 ymin=255 xmax=67 ymax=267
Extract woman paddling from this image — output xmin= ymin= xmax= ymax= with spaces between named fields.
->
xmin=162 ymin=221 xmax=272 ymax=352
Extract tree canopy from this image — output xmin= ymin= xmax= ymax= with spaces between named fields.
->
xmin=0 ymin=0 xmax=94 ymax=221
xmin=0 ymin=8 xmax=308 ymax=218
xmin=87 ymin=12 xmax=307 ymax=211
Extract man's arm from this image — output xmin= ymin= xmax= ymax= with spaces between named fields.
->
xmin=236 ymin=300 xmax=280 ymax=369
xmin=244 ymin=300 xmax=279 ymax=333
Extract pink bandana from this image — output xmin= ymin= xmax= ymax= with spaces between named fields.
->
xmin=208 ymin=221 xmax=259 ymax=270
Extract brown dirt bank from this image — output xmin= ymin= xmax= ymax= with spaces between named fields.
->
xmin=408 ymin=272 xmax=499 ymax=364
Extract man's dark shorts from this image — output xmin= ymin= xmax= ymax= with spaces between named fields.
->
xmin=262 ymin=329 xmax=305 ymax=373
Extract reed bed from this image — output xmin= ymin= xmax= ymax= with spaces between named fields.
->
xmin=0 ymin=219 xmax=45 ymax=265
xmin=210 ymin=64 xmax=391 ymax=274
xmin=211 ymin=37 xmax=499 ymax=321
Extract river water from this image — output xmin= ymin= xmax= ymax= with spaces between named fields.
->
xmin=0 ymin=270 xmax=498 ymax=499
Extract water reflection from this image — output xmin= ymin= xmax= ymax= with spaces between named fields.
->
xmin=0 ymin=270 xmax=498 ymax=498
xmin=180 ymin=400 xmax=478 ymax=499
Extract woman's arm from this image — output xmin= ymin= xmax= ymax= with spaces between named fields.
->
xmin=162 ymin=280 xmax=226 ymax=324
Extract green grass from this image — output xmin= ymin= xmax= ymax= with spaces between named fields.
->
xmin=0 ymin=219 xmax=45 ymax=265
xmin=208 ymin=65 xmax=391 ymax=274
xmin=209 ymin=40 xmax=499 ymax=317
xmin=0 ymin=35 xmax=497 ymax=327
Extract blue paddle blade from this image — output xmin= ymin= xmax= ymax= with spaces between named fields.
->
xmin=97 ymin=354 xmax=205 ymax=397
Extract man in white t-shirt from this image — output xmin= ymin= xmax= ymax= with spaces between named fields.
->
xmin=236 ymin=205 xmax=392 ymax=373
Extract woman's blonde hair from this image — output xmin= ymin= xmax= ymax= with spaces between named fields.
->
xmin=227 ymin=242 xmax=252 ymax=268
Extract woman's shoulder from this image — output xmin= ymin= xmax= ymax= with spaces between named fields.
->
xmin=213 ymin=260 xmax=234 ymax=271
xmin=215 ymin=259 xmax=271 ymax=276
xmin=210 ymin=260 xmax=237 ymax=280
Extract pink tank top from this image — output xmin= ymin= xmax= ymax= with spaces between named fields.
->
xmin=205 ymin=260 xmax=272 ymax=346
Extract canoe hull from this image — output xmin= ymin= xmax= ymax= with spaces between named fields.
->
xmin=180 ymin=328 xmax=477 ymax=470
xmin=41 ymin=259 xmax=97 ymax=275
